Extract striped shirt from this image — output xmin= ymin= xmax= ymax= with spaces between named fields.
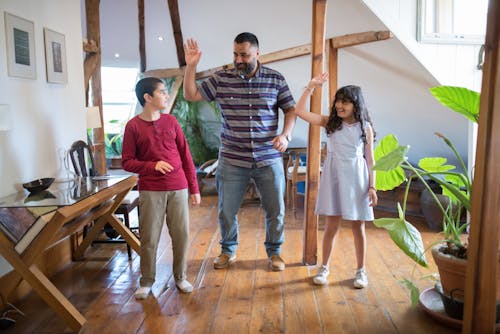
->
xmin=198 ymin=64 xmax=296 ymax=168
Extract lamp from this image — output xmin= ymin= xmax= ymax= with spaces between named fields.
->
xmin=0 ymin=105 xmax=12 ymax=131
xmin=86 ymin=106 xmax=102 ymax=146
xmin=86 ymin=106 xmax=102 ymax=129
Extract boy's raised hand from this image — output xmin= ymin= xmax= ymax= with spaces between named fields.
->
xmin=183 ymin=38 xmax=202 ymax=66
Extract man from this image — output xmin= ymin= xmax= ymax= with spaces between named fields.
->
xmin=183 ymin=32 xmax=296 ymax=271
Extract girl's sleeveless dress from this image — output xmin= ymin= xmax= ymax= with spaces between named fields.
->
xmin=315 ymin=122 xmax=374 ymax=221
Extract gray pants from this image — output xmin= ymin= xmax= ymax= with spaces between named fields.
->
xmin=138 ymin=189 xmax=189 ymax=287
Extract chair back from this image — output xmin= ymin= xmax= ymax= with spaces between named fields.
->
xmin=69 ymin=140 xmax=96 ymax=177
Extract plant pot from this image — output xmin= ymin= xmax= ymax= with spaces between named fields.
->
xmin=431 ymin=245 xmax=467 ymax=299
xmin=431 ymin=244 xmax=500 ymax=321
xmin=109 ymin=157 xmax=122 ymax=169
xmin=435 ymin=281 xmax=500 ymax=322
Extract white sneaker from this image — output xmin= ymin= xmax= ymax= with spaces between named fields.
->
xmin=353 ymin=268 xmax=368 ymax=289
xmin=176 ymin=279 xmax=194 ymax=293
xmin=134 ymin=286 xmax=151 ymax=300
xmin=313 ymin=265 xmax=329 ymax=285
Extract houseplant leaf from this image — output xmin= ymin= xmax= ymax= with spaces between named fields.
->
xmin=400 ymin=279 xmax=421 ymax=306
xmin=373 ymin=204 xmax=428 ymax=267
xmin=373 ymin=134 xmax=408 ymax=191
xmin=429 ymin=86 xmax=479 ymax=123
xmin=418 ymin=157 xmax=455 ymax=173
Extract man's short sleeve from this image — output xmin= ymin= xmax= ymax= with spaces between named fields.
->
xmin=277 ymin=79 xmax=296 ymax=112
xmin=198 ymin=75 xmax=219 ymax=102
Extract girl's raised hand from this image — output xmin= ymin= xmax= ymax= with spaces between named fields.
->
xmin=309 ymin=72 xmax=329 ymax=88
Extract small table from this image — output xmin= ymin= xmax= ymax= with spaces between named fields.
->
xmin=0 ymin=175 xmax=140 ymax=332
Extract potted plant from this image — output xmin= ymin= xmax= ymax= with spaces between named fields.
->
xmin=372 ymin=86 xmax=484 ymax=319
xmin=105 ymin=119 xmax=124 ymax=169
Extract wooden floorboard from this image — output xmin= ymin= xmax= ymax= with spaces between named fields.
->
xmin=3 ymin=195 xmax=461 ymax=334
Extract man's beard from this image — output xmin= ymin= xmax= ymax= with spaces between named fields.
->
xmin=234 ymin=60 xmax=257 ymax=76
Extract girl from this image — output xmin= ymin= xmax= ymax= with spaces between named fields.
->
xmin=294 ymin=73 xmax=377 ymax=288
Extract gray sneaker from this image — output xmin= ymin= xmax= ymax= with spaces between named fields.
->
xmin=134 ymin=286 xmax=151 ymax=300
xmin=313 ymin=265 xmax=329 ymax=285
xmin=175 ymin=279 xmax=194 ymax=293
xmin=353 ymin=268 xmax=368 ymax=288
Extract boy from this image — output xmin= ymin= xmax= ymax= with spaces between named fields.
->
xmin=122 ymin=77 xmax=201 ymax=299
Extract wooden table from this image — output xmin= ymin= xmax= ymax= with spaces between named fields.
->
xmin=0 ymin=175 xmax=140 ymax=332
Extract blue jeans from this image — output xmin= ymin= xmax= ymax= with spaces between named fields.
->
xmin=216 ymin=159 xmax=285 ymax=257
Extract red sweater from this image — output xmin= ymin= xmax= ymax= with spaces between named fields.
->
xmin=122 ymin=114 xmax=199 ymax=194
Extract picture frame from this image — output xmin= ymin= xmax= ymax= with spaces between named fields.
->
xmin=4 ymin=12 xmax=36 ymax=79
xmin=43 ymin=27 xmax=67 ymax=84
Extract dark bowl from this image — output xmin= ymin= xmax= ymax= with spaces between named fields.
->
xmin=22 ymin=178 xmax=55 ymax=193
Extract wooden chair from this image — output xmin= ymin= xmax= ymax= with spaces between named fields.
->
xmin=285 ymin=145 xmax=326 ymax=214
xmin=68 ymin=140 xmax=139 ymax=259
xmin=197 ymin=159 xmax=218 ymax=195
xmin=285 ymin=150 xmax=307 ymax=214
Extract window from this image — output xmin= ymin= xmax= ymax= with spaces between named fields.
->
xmin=417 ymin=0 xmax=488 ymax=44
xmin=101 ymin=67 xmax=139 ymax=135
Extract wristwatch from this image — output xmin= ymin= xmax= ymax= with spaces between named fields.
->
xmin=285 ymin=134 xmax=292 ymax=142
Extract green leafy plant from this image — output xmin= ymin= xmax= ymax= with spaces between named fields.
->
xmin=372 ymin=86 xmax=479 ymax=305
xmin=105 ymin=119 xmax=125 ymax=158
xmin=167 ymin=78 xmax=221 ymax=165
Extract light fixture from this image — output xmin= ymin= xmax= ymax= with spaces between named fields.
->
xmin=86 ymin=106 xmax=102 ymax=129
xmin=0 ymin=105 xmax=12 ymax=131
xmin=86 ymin=106 xmax=102 ymax=148
xmin=157 ymin=36 xmax=164 ymax=41
xmin=114 ymin=53 xmax=120 ymax=58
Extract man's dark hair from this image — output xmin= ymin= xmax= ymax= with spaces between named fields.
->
xmin=234 ymin=32 xmax=259 ymax=48
xmin=135 ymin=77 xmax=163 ymax=106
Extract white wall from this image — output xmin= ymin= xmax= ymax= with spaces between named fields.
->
xmin=361 ymin=0 xmax=484 ymax=91
xmin=0 ymin=0 xmax=85 ymax=275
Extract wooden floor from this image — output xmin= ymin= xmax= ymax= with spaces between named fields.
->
xmin=4 ymin=195 xmax=460 ymax=334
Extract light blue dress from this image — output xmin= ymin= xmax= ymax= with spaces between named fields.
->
xmin=315 ymin=122 xmax=374 ymax=221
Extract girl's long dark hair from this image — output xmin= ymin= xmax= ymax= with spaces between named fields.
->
xmin=325 ymin=85 xmax=375 ymax=143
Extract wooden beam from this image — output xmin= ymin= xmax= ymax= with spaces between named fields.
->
xmin=303 ymin=0 xmax=327 ymax=265
xmin=328 ymin=40 xmax=338 ymax=106
xmin=138 ymin=0 xmax=146 ymax=72
xmin=143 ymin=67 xmax=185 ymax=78
xmin=260 ymin=44 xmax=312 ymax=64
xmin=165 ymin=76 xmax=183 ymax=114
xmin=463 ymin=1 xmax=500 ymax=332
xmin=83 ymin=38 xmax=99 ymax=105
xmin=85 ymin=0 xmax=106 ymax=176
xmin=167 ymin=0 xmax=186 ymax=67
xmin=331 ymin=30 xmax=393 ymax=49
xmin=189 ymin=31 xmax=392 ymax=80
xmin=143 ymin=31 xmax=392 ymax=82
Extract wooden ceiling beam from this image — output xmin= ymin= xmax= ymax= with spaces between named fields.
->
xmin=142 ymin=31 xmax=391 ymax=80
xmin=167 ymin=0 xmax=186 ymax=67
xmin=138 ymin=0 xmax=146 ymax=72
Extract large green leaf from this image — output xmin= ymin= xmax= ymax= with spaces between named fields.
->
xmin=373 ymin=135 xmax=408 ymax=191
xmin=373 ymin=204 xmax=428 ymax=267
xmin=418 ymin=157 xmax=455 ymax=173
xmin=429 ymin=86 xmax=479 ymax=123
xmin=400 ymin=279 xmax=421 ymax=307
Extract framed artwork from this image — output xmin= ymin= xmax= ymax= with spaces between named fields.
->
xmin=43 ymin=28 xmax=67 ymax=84
xmin=4 ymin=12 xmax=36 ymax=79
